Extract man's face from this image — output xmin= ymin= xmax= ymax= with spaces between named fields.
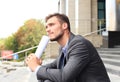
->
xmin=45 ymin=16 xmax=64 ymax=41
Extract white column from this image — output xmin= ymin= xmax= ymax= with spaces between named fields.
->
xmin=75 ymin=0 xmax=79 ymax=34
xmin=59 ymin=0 xmax=66 ymax=14
xmin=66 ymin=0 xmax=68 ymax=15
xmin=106 ymin=0 xmax=117 ymax=31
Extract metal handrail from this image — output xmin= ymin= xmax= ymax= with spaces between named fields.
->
xmin=0 ymin=28 xmax=106 ymax=60
xmin=0 ymin=46 xmax=38 ymax=59
xmin=83 ymin=28 xmax=105 ymax=37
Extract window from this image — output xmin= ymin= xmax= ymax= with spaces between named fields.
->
xmin=98 ymin=0 xmax=106 ymax=34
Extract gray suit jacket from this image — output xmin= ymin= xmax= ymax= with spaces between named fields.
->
xmin=37 ymin=33 xmax=110 ymax=82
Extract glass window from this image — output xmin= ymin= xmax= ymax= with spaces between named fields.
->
xmin=98 ymin=2 xmax=105 ymax=9
xmin=98 ymin=0 xmax=105 ymax=34
xmin=98 ymin=11 xmax=104 ymax=19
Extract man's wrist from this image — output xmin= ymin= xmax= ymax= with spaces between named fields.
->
xmin=35 ymin=65 xmax=41 ymax=75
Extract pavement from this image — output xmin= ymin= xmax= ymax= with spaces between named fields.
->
xmin=0 ymin=58 xmax=120 ymax=82
xmin=1 ymin=67 xmax=120 ymax=82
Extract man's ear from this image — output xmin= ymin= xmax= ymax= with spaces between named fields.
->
xmin=62 ymin=23 xmax=68 ymax=30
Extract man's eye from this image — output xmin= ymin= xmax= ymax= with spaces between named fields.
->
xmin=49 ymin=23 xmax=54 ymax=26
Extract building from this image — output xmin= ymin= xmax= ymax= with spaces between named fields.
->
xmin=45 ymin=0 xmax=120 ymax=58
xmin=58 ymin=0 xmax=120 ymax=48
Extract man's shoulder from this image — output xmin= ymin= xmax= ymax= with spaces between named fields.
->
xmin=69 ymin=33 xmax=92 ymax=46
xmin=69 ymin=32 xmax=91 ymax=43
xmin=73 ymin=34 xmax=87 ymax=42
xmin=70 ymin=33 xmax=83 ymax=40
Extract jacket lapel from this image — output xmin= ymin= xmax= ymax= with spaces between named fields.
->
xmin=58 ymin=50 xmax=63 ymax=69
xmin=57 ymin=32 xmax=75 ymax=69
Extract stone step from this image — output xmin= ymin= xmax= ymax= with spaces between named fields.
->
xmin=98 ymin=50 xmax=120 ymax=54
xmin=99 ymin=53 xmax=120 ymax=56
xmin=97 ymin=48 xmax=120 ymax=51
xmin=101 ymin=58 xmax=120 ymax=67
xmin=100 ymin=53 xmax=120 ymax=60
xmin=108 ymin=73 xmax=120 ymax=82
xmin=97 ymin=49 xmax=120 ymax=77
xmin=104 ymin=63 xmax=120 ymax=76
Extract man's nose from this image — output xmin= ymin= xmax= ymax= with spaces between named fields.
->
xmin=46 ymin=27 xmax=50 ymax=32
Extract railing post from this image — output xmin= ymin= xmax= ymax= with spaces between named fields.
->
xmin=99 ymin=20 xmax=102 ymax=35
xmin=24 ymin=51 xmax=27 ymax=66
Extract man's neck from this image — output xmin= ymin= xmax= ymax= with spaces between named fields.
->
xmin=57 ymin=32 xmax=70 ymax=47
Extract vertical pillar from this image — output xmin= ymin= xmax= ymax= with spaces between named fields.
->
xmin=67 ymin=0 xmax=76 ymax=33
xmin=75 ymin=0 xmax=79 ymax=34
xmin=59 ymin=0 xmax=66 ymax=14
xmin=116 ymin=0 xmax=120 ymax=30
xmin=106 ymin=0 xmax=117 ymax=31
xmin=106 ymin=0 xmax=120 ymax=48
xmin=78 ymin=0 xmax=92 ymax=35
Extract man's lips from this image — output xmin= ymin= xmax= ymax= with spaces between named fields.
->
xmin=48 ymin=32 xmax=54 ymax=36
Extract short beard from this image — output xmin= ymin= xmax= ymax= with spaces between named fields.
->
xmin=50 ymin=32 xmax=63 ymax=41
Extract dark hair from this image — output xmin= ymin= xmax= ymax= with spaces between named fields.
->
xmin=45 ymin=13 xmax=71 ymax=31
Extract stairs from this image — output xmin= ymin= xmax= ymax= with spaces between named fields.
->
xmin=97 ymin=48 xmax=120 ymax=77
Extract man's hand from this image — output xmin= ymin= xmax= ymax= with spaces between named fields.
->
xmin=25 ymin=53 xmax=42 ymax=72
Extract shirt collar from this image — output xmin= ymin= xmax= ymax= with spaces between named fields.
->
xmin=62 ymin=41 xmax=68 ymax=54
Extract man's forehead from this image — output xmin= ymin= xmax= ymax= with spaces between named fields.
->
xmin=47 ymin=16 xmax=58 ymax=21
xmin=46 ymin=17 xmax=59 ymax=24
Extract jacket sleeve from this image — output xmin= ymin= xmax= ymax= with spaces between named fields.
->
xmin=42 ymin=59 xmax=57 ymax=69
xmin=37 ymin=36 xmax=90 ymax=82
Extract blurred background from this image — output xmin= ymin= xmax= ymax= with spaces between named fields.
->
xmin=0 ymin=0 xmax=120 ymax=82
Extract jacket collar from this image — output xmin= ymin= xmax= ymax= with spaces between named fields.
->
xmin=67 ymin=32 xmax=75 ymax=46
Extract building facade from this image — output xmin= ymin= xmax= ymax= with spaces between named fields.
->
xmin=58 ymin=0 xmax=105 ymax=47
xmin=45 ymin=0 xmax=120 ymax=58
xmin=58 ymin=0 xmax=120 ymax=48
xmin=106 ymin=0 xmax=120 ymax=48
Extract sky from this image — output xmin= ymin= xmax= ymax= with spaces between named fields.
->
xmin=0 ymin=0 xmax=59 ymax=38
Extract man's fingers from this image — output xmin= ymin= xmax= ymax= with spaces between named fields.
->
xmin=25 ymin=53 xmax=42 ymax=66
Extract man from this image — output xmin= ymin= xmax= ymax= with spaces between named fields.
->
xmin=25 ymin=13 xmax=110 ymax=82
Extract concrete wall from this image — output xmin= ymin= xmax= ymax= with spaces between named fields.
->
xmin=44 ymin=42 xmax=59 ymax=58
